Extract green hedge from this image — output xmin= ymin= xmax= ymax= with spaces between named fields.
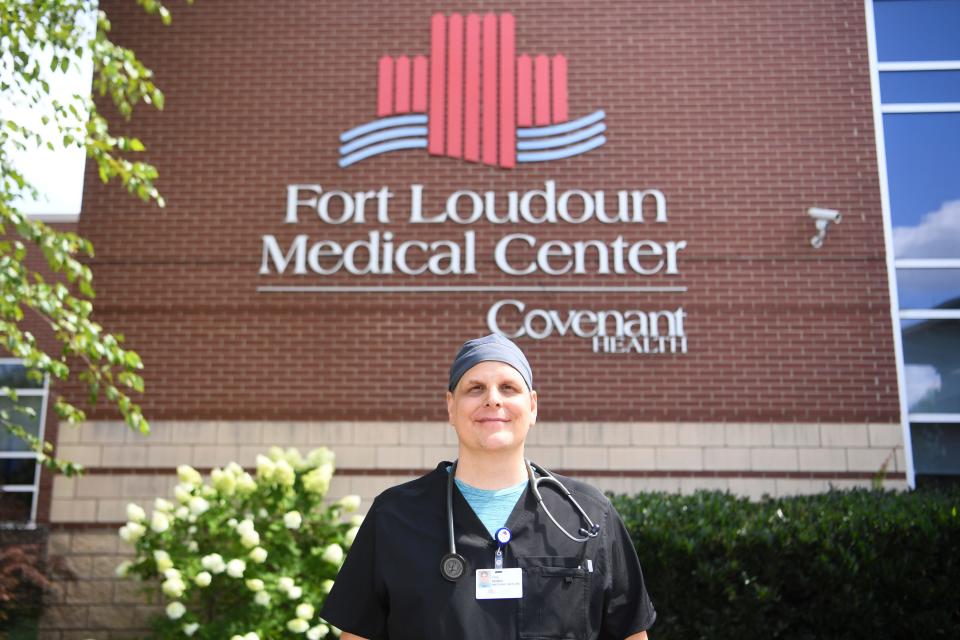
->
xmin=610 ymin=489 xmax=960 ymax=639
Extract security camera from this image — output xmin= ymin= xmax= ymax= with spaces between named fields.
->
xmin=808 ymin=208 xmax=842 ymax=224
xmin=808 ymin=207 xmax=841 ymax=248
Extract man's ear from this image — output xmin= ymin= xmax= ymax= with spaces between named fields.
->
xmin=446 ymin=390 xmax=454 ymax=424
xmin=530 ymin=390 xmax=538 ymax=425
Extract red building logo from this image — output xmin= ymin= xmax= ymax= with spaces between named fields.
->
xmin=339 ymin=13 xmax=606 ymax=169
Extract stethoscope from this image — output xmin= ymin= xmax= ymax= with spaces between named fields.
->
xmin=440 ymin=459 xmax=602 ymax=582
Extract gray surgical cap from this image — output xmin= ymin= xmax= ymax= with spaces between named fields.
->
xmin=448 ymin=334 xmax=533 ymax=392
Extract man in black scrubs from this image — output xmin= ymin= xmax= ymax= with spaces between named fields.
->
xmin=321 ymin=334 xmax=656 ymax=639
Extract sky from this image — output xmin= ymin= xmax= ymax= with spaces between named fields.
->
xmin=4 ymin=11 xmax=94 ymax=218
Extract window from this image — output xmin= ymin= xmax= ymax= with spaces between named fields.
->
xmin=869 ymin=0 xmax=960 ymax=486
xmin=0 ymin=361 xmax=49 ymax=526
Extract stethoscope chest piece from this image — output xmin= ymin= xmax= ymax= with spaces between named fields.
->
xmin=441 ymin=552 xmax=467 ymax=581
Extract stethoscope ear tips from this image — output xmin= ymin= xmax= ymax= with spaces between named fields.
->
xmin=578 ymin=524 xmax=601 ymax=538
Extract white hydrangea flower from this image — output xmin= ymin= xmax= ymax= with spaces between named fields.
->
xmin=194 ymin=571 xmax=212 ymax=587
xmin=200 ymin=484 xmax=217 ymax=498
xmin=296 ymin=603 xmax=315 ymax=620
xmin=201 ymin=553 xmax=226 ymax=574
xmin=225 ymin=461 xmax=244 ymax=476
xmin=240 ymin=529 xmax=260 ymax=549
xmin=302 ymin=465 xmax=332 ymax=495
xmin=255 ymin=455 xmax=275 ymax=480
xmin=307 ymin=625 xmax=329 ymax=640
xmin=226 ymin=559 xmax=246 ymax=578
xmin=321 ymin=544 xmax=344 ymax=566
xmin=349 ymin=514 xmax=364 ymax=527
xmin=154 ymin=497 xmax=175 ymax=513
xmin=150 ymin=511 xmax=170 ymax=534
xmin=126 ymin=503 xmax=146 ymax=522
xmin=187 ymin=540 xmax=199 ymax=553
xmin=244 ymin=633 xmax=260 ymax=640
xmin=277 ymin=576 xmax=294 ymax=593
xmin=188 ymin=496 xmax=210 ymax=516
xmin=287 ymin=618 xmax=309 ymax=633
xmin=174 ymin=483 xmax=193 ymax=504
xmin=245 ymin=578 xmax=264 ymax=592
xmin=162 ymin=576 xmax=186 ymax=599
xmin=177 ymin=464 xmax=202 ymax=486
xmin=211 ymin=468 xmax=237 ymax=496
xmin=284 ymin=511 xmax=302 ymax=530
xmin=153 ymin=550 xmax=173 ymax=572
xmin=163 ymin=568 xmax=181 ymax=580
xmin=307 ymin=447 xmax=335 ymax=468
xmin=338 ymin=495 xmax=361 ymax=512
xmin=236 ymin=472 xmax=257 ymax=495
xmin=344 ymin=526 xmax=360 ymax=548
xmin=175 ymin=505 xmax=190 ymax=520
xmin=183 ymin=622 xmax=200 ymax=637
xmin=118 ymin=522 xmax=146 ymax=543
xmin=286 ymin=447 xmax=307 ymax=470
xmin=274 ymin=459 xmax=296 ymax=487
xmin=249 ymin=546 xmax=268 ymax=564
xmin=165 ymin=601 xmax=186 ymax=620
xmin=254 ymin=590 xmax=271 ymax=607
xmin=288 ymin=585 xmax=303 ymax=600
xmin=321 ymin=579 xmax=334 ymax=594
xmin=115 ymin=560 xmax=132 ymax=578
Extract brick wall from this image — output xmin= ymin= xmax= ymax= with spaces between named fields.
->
xmin=62 ymin=0 xmax=899 ymax=423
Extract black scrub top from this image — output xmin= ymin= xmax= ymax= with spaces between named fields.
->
xmin=321 ymin=462 xmax=656 ymax=639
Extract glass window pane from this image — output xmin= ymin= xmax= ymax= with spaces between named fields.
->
xmin=896 ymin=269 xmax=960 ymax=309
xmin=902 ymin=319 xmax=960 ymax=413
xmin=874 ymin=0 xmax=960 ymax=61
xmin=911 ymin=423 xmax=960 ymax=475
xmin=884 ymin=113 xmax=960 ymax=258
xmin=880 ymin=70 xmax=960 ymax=103
xmin=0 ymin=490 xmax=33 ymax=522
xmin=0 ymin=364 xmax=43 ymax=389
xmin=0 ymin=458 xmax=37 ymax=485
xmin=0 ymin=396 xmax=43 ymax=452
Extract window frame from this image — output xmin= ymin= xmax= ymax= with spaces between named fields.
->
xmin=867 ymin=0 xmax=960 ymax=486
xmin=0 ymin=358 xmax=50 ymax=528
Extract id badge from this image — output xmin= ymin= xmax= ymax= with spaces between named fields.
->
xmin=475 ymin=568 xmax=523 ymax=600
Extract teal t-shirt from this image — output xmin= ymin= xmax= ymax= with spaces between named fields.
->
xmin=452 ymin=474 xmax=527 ymax=540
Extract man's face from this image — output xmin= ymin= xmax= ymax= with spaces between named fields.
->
xmin=446 ymin=361 xmax=538 ymax=455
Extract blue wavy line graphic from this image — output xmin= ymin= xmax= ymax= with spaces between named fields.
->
xmin=339 ymin=126 xmax=429 ymax=155
xmin=516 ymin=122 xmax=606 ymax=151
xmin=517 ymin=135 xmax=606 ymax=163
xmin=516 ymin=110 xmax=606 ymax=139
xmin=338 ymin=110 xmax=607 ymax=166
xmin=340 ymin=114 xmax=428 ymax=143
xmin=338 ymin=138 xmax=428 ymax=168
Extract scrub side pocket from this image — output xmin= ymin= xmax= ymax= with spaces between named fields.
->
xmin=518 ymin=556 xmax=588 ymax=640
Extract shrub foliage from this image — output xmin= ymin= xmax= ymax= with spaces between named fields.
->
xmin=611 ymin=489 xmax=960 ymax=640
xmin=118 ymin=447 xmax=358 ymax=639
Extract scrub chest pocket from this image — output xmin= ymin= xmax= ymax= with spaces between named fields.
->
xmin=518 ymin=557 xmax=589 ymax=640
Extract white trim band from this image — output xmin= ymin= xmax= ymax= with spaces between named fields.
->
xmin=882 ymin=103 xmax=960 ymax=113
xmin=908 ymin=414 xmax=960 ymax=424
xmin=899 ymin=310 xmax=960 ymax=320
xmin=878 ymin=61 xmax=960 ymax=71
xmin=895 ymin=259 xmax=960 ymax=269
xmin=257 ymin=285 xmax=689 ymax=293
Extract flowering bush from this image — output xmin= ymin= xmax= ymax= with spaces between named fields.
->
xmin=118 ymin=446 xmax=361 ymax=639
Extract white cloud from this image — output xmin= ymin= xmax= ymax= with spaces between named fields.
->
xmin=893 ymin=199 xmax=960 ymax=259
xmin=905 ymin=364 xmax=941 ymax=411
